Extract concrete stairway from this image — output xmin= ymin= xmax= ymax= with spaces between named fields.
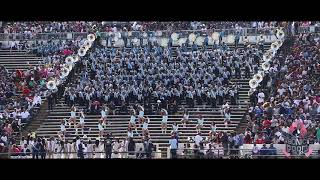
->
xmin=0 ymin=49 xmax=43 ymax=72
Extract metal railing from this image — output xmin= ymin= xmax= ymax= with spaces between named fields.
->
xmin=1 ymin=147 xmax=319 ymax=159
xmin=0 ymin=150 xmax=163 ymax=159
xmin=170 ymin=147 xmax=320 ymax=159
xmin=0 ymin=27 xmax=293 ymax=41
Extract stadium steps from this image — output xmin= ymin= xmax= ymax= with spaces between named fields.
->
xmin=0 ymin=50 xmax=43 ymax=72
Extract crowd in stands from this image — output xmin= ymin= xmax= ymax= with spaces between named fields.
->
xmin=244 ymin=33 xmax=320 ymax=147
xmin=1 ymin=21 xmax=312 ymax=35
xmin=1 ymin=21 xmax=320 ymax=159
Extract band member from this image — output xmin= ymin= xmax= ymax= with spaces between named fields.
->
xmin=142 ymin=116 xmax=150 ymax=136
xmin=78 ymin=110 xmax=85 ymax=135
xmin=98 ymin=120 xmax=104 ymax=138
xmin=69 ymin=105 xmax=77 ymax=129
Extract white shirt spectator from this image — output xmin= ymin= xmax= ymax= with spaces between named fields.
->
xmin=21 ymin=111 xmax=30 ymax=119
xmin=282 ymin=126 xmax=289 ymax=134
xmin=257 ymin=92 xmax=265 ymax=103
xmin=169 ymin=138 xmax=178 ymax=149
xmin=1 ymin=135 xmax=7 ymax=143
xmin=277 ymin=88 xmax=286 ymax=96
xmin=32 ymin=95 xmax=42 ymax=106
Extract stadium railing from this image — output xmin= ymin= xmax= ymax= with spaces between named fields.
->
xmin=1 ymin=148 xmax=319 ymax=159
xmin=0 ymin=26 xmax=315 ymax=41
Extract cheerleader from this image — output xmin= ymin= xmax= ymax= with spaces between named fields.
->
xmin=171 ymin=122 xmax=179 ymax=135
xmin=69 ymin=105 xmax=77 ymax=129
xmin=223 ymin=108 xmax=231 ymax=127
xmin=98 ymin=120 xmax=104 ymax=138
xmin=78 ymin=110 xmax=85 ymax=135
xmin=129 ymin=110 xmax=138 ymax=134
xmin=100 ymin=106 xmax=109 ymax=127
xmin=60 ymin=119 xmax=67 ymax=136
xmin=196 ymin=115 xmax=204 ymax=133
xmin=209 ymin=121 xmax=217 ymax=139
xmin=142 ymin=116 xmax=150 ymax=136
xmin=161 ymin=108 xmax=168 ymax=134
xmin=127 ymin=126 xmax=134 ymax=138
xmin=181 ymin=109 xmax=189 ymax=127
xmin=137 ymin=104 xmax=145 ymax=124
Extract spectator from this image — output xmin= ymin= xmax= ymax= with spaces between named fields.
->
xmin=127 ymin=137 xmax=136 ymax=158
xmin=20 ymin=108 xmax=30 ymax=124
xmin=268 ymin=143 xmax=277 ymax=157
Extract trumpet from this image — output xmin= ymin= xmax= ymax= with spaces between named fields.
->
xmin=249 ymin=79 xmax=258 ymax=89
xmin=227 ymin=34 xmax=235 ymax=44
xmin=46 ymin=80 xmax=57 ymax=90
xmin=211 ymin=32 xmax=220 ymax=41
xmin=253 ymin=73 xmax=263 ymax=83
xmin=87 ymin=34 xmax=96 ymax=42
xmin=188 ymin=33 xmax=196 ymax=42
xmin=195 ymin=36 xmax=204 ymax=46
xmin=65 ymin=56 xmax=74 ymax=65
xmin=78 ymin=47 xmax=87 ymax=57
xmin=171 ymin=33 xmax=179 ymax=41
xmin=261 ymin=62 xmax=271 ymax=71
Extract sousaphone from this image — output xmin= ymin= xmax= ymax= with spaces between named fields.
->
xmin=249 ymin=79 xmax=259 ymax=89
xmin=46 ymin=80 xmax=57 ymax=90
xmin=261 ymin=62 xmax=271 ymax=71
xmin=87 ymin=34 xmax=96 ymax=42
xmin=253 ymin=73 xmax=263 ymax=83
xmin=78 ymin=47 xmax=87 ymax=57
xmin=65 ymin=56 xmax=74 ymax=65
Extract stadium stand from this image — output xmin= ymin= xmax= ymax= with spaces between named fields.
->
xmin=1 ymin=21 xmax=320 ymax=159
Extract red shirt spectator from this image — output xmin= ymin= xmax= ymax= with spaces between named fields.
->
xmin=262 ymin=119 xmax=271 ymax=129
xmin=23 ymin=87 xmax=31 ymax=96
xmin=255 ymin=137 xmax=265 ymax=144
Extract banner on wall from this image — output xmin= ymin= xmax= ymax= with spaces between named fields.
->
xmin=284 ymin=134 xmax=309 ymax=155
